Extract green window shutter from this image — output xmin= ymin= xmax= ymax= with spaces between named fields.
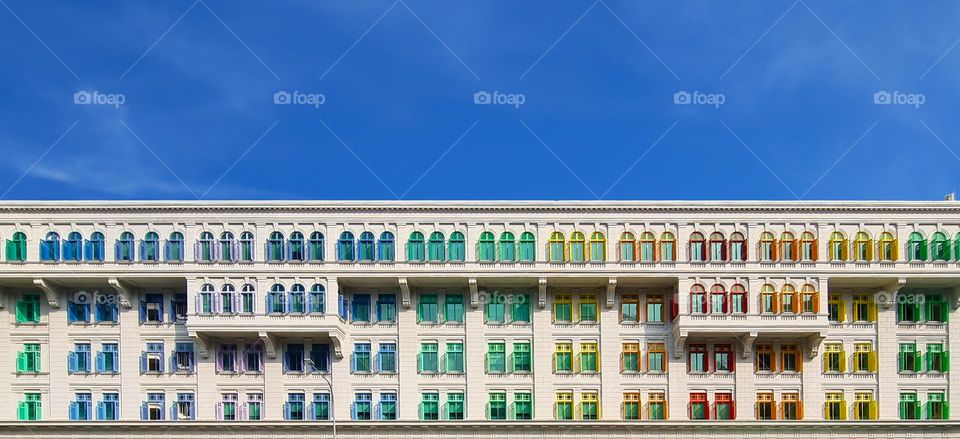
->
xmin=17 ymin=401 xmax=26 ymax=421
xmin=943 ymin=351 xmax=950 ymax=372
xmin=16 ymin=352 xmax=26 ymax=373
xmin=897 ymin=352 xmax=905 ymax=372
xmin=942 ymin=301 xmax=949 ymax=322
xmin=5 ymin=240 xmax=14 ymax=261
xmin=915 ymin=351 xmax=922 ymax=372
xmin=15 ymin=301 xmax=25 ymax=323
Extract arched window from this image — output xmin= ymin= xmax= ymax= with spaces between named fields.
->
xmin=932 ymin=232 xmax=951 ymax=261
xmin=116 ymin=232 xmax=135 ymax=262
xmin=758 ymin=232 xmax=775 ymax=261
xmin=690 ymin=284 xmax=706 ymax=314
xmin=288 ymin=232 xmax=305 ymax=261
xmin=908 ymin=232 xmax=927 ymax=261
xmin=240 ymin=284 xmax=256 ymax=313
xmin=710 ymin=284 xmax=727 ymax=314
xmin=308 ymin=232 xmax=325 ymax=261
xmin=730 ymin=284 xmax=747 ymax=314
xmin=86 ymin=232 xmax=104 ymax=262
xmin=569 ymin=232 xmax=586 ymax=262
xmin=166 ymin=232 xmax=184 ymax=261
xmin=619 ymin=232 xmax=636 ymax=262
xmin=267 ymin=231 xmax=284 ymax=261
xmin=221 ymin=284 xmax=236 ymax=314
xmin=6 ymin=231 xmax=27 ymax=261
xmin=41 ymin=232 xmax=60 ymax=261
xmin=548 ymin=232 xmax=565 ymax=262
xmin=829 ymin=231 xmax=847 ymax=261
xmin=477 ymin=231 xmax=495 ymax=261
xmin=378 ymin=232 xmax=395 ymax=261
xmin=660 ymin=232 xmax=676 ymax=262
xmin=239 ymin=231 xmax=255 ymax=261
xmin=197 ymin=231 xmax=215 ymax=262
xmin=688 ymin=232 xmax=706 ymax=262
xmin=141 ymin=231 xmax=160 ymax=261
xmin=357 ymin=232 xmax=374 ymax=261
xmin=309 ymin=284 xmax=326 ymax=314
xmin=780 ymin=232 xmax=796 ymax=261
xmin=337 ymin=232 xmax=355 ymax=261
xmin=267 ymin=284 xmax=286 ymax=314
xmin=499 ymin=232 xmax=516 ymax=262
xmin=639 ymin=232 xmax=655 ymax=262
xmin=730 ymin=232 xmax=747 ymax=262
xmin=428 ymin=232 xmax=445 ymax=262
xmin=800 ymin=231 xmax=817 ymax=261
xmin=878 ymin=232 xmax=897 ymax=261
xmin=220 ymin=232 xmax=235 ymax=262
xmin=781 ymin=284 xmax=797 ymax=314
xmin=589 ymin=232 xmax=606 ymax=262
xmin=854 ymin=231 xmax=873 ymax=261
xmin=448 ymin=232 xmax=465 ymax=261
xmin=64 ymin=232 xmax=82 ymax=261
xmin=199 ymin=283 xmax=216 ymax=314
xmin=708 ymin=232 xmax=726 ymax=262
xmin=759 ymin=284 xmax=777 ymax=314
xmin=955 ymin=233 xmax=960 ymax=262
xmin=518 ymin=232 xmax=535 ymax=262
xmin=289 ymin=284 xmax=306 ymax=314
xmin=800 ymin=284 xmax=818 ymax=314
xmin=407 ymin=231 xmax=425 ymax=262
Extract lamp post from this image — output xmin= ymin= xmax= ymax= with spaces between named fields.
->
xmin=305 ymin=359 xmax=336 ymax=439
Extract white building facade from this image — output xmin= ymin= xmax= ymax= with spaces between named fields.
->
xmin=0 ymin=200 xmax=958 ymax=438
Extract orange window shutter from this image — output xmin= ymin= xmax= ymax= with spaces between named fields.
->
xmin=792 ymin=240 xmax=800 ymax=261
xmin=812 ymin=293 xmax=820 ymax=313
xmin=654 ymin=242 xmax=660 ymax=261
xmin=812 ymin=239 xmax=819 ymax=261
xmin=772 ymin=240 xmax=780 ymax=260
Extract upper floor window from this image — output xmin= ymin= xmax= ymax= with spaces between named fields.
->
xmin=519 ymin=232 xmax=535 ymax=262
xmin=708 ymin=232 xmax=725 ymax=261
xmin=730 ymin=284 xmax=747 ymax=314
xmin=800 ymin=231 xmax=817 ymax=260
xmin=907 ymin=232 xmax=927 ymax=261
xmin=780 ymin=232 xmax=796 ymax=261
xmin=932 ymin=231 xmax=951 ymax=261
xmin=478 ymin=232 xmax=495 ymax=261
xmin=690 ymin=284 xmax=706 ymax=314
xmin=499 ymin=232 xmax=516 ymax=262
xmin=589 ymin=232 xmax=605 ymax=261
xmin=197 ymin=232 xmax=215 ymax=262
xmin=64 ymin=232 xmax=82 ymax=261
xmin=166 ymin=232 xmax=184 ymax=261
xmin=41 ymin=232 xmax=60 ymax=261
xmin=660 ymin=232 xmax=676 ymax=262
xmin=239 ymin=231 xmax=255 ymax=261
xmin=689 ymin=232 xmax=705 ymax=262
xmin=710 ymin=284 xmax=727 ymax=314
xmin=878 ymin=232 xmax=897 ymax=261
xmin=6 ymin=231 xmax=27 ymax=261
xmin=569 ymin=232 xmax=586 ymax=262
xmin=337 ymin=232 xmax=354 ymax=261
xmin=428 ymin=232 xmax=445 ymax=261
xmin=141 ymin=232 xmax=160 ymax=261
xmin=86 ymin=232 xmax=105 ymax=261
xmin=759 ymin=232 xmax=775 ymax=261
xmin=408 ymin=231 xmax=425 ymax=262
xmin=267 ymin=232 xmax=284 ymax=261
xmin=358 ymin=231 xmax=375 ymax=261
xmin=378 ymin=232 xmax=395 ymax=261
xmin=619 ymin=232 xmax=636 ymax=262
xmin=548 ymin=232 xmax=565 ymax=262
xmin=115 ymin=232 xmax=135 ymax=261
xmin=829 ymin=231 xmax=848 ymax=261
xmin=730 ymin=232 xmax=747 ymax=261
xmin=639 ymin=232 xmax=655 ymax=261
xmin=448 ymin=231 xmax=465 ymax=261
xmin=854 ymin=231 xmax=873 ymax=261
xmin=309 ymin=232 xmax=325 ymax=261
xmin=288 ymin=232 xmax=305 ymax=261
xmin=219 ymin=232 xmax=235 ymax=261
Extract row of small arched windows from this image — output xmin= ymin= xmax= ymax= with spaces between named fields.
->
xmin=8 ymin=229 xmax=960 ymax=264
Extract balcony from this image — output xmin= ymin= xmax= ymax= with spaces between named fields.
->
xmin=185 ymin=312 xmax=347 ymax=361
xmin=671 ymin=312 xmax=828 ymax=360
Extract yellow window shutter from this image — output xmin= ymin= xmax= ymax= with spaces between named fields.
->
xmin=840 ymin=401 xmax=847 ymax=420
xmin=869 ymin=351 xmax=877 ymax=372
xmin=892 ymin=240 xmax=899 ymax=260
xmin=842 ymin=239 xmax=849 ymax=260
xmin=840 ymin=350 xmax=847 ymax=373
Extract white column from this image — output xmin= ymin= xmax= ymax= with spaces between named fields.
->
xmin=876 ymin=290 xmax=898 ymax=420
xmin=47 ymin=292 xmax=68 ymax=420
xmin=599 ymin=288 xmax=620 ymax=419
xmin=119 ymin=290 xmax=142 ymax=420
xmin=465 ymin=291 xmax=485 ymax=420
xmin=397 ymin=288 xmax=418 ymax=420
xmin=533 ymin=284 xmax=553 ymax=420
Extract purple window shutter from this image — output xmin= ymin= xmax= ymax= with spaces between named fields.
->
xmin=216 ymin=347 xmax=223 ymax=373
xmin=195 ymin=295 xmax=201 ymax=314
xmin=259 ymin=347 xmax=264 ymax=371
xmin=240 ymin=403 xmax=247 ymax=420
xmin=215 ymin=294 xmax=222 ymax=313
xmin=213 ymin=240 xmax=221 ymax=261
xmin=194 ymin=241 xmax=200 ymax=261
xmin=232 ymin=240 xmax=240 ymax=261
xmin=233 ymin=293 xmax=241 ymax=314
xmin=216 ymin=403 xmax=223 ymax=420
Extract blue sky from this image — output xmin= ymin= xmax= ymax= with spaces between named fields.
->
xmin=0 ymin=0 xmax=958 ymax=200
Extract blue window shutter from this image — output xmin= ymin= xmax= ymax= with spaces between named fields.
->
xmin=266 ymin=294 xmax=274 ymax=313
xmin=96 ymin=402 xmax=105 ymax=420
xmin=139 ymin=242 xmax=146 ymax=260
xmin=141 ymin=403 xmax=147 ymax=420
xmin=95 ymin=352 xmax=104 ymax=373
xmin=68 ymin=402 xmax=77 ymax=420
xmin=351 ymin=402 xmax=357 ymax=420
xmin=83 ymin=240 xmax=92 ymax=260
xmin=110 ymin=303 xmax=118 ymax=322
xmin=139 ymin=301 xmax=146 ymax=321
xmin=68 ymin=351 xmax=77 ymax=373
xmin=140 ymin=352 xmax=146 ymax=373
xmin=284 ymin=402 xmax=291 ymax=420
xmin=170 ymin=353 xmax=178 ymax=373
xmin=67 ymin=303 xmax=77 ymax=322
xmin=114 ymin=241 xmax=121 ymax=260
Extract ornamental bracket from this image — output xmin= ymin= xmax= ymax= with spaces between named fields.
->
xmin=258 ymin=331 xmax=279 ymax=358
xmin=329 ymin=336 xmax=343 ymax=359
xmin=671 ymin=327 xmax=688 ymax=359
xmin=468 ymin=278 xmax=479 ymax=308
xmin=606 ymin=277 xmax=617 ymax=308
xmin=737 ymin=332 xmax=758 ymax=359
xmin=877 ymin=277 xmax=906 ymax=309
xmin=538 ymin=277 xmax=547 ymax=308
xmin=106 ymin=277 xmax=134 ymax=308
xmin=32 ymin=278 xmax=61 ymax=308
xmin=806 ymin=332 xmax=827 ymax=360
xmin=398 ymin=278 xmax=410 ymax=308
xmin=188 ymin=332 xmax=211 ymax=358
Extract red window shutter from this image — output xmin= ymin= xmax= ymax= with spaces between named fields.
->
xmin=704 ymin=349 xmax=710 ymax=372
xmin=730 ymin=351 xmax=736 ymax=371
xmin=723 ymin=293 xmax=730 ymax=314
